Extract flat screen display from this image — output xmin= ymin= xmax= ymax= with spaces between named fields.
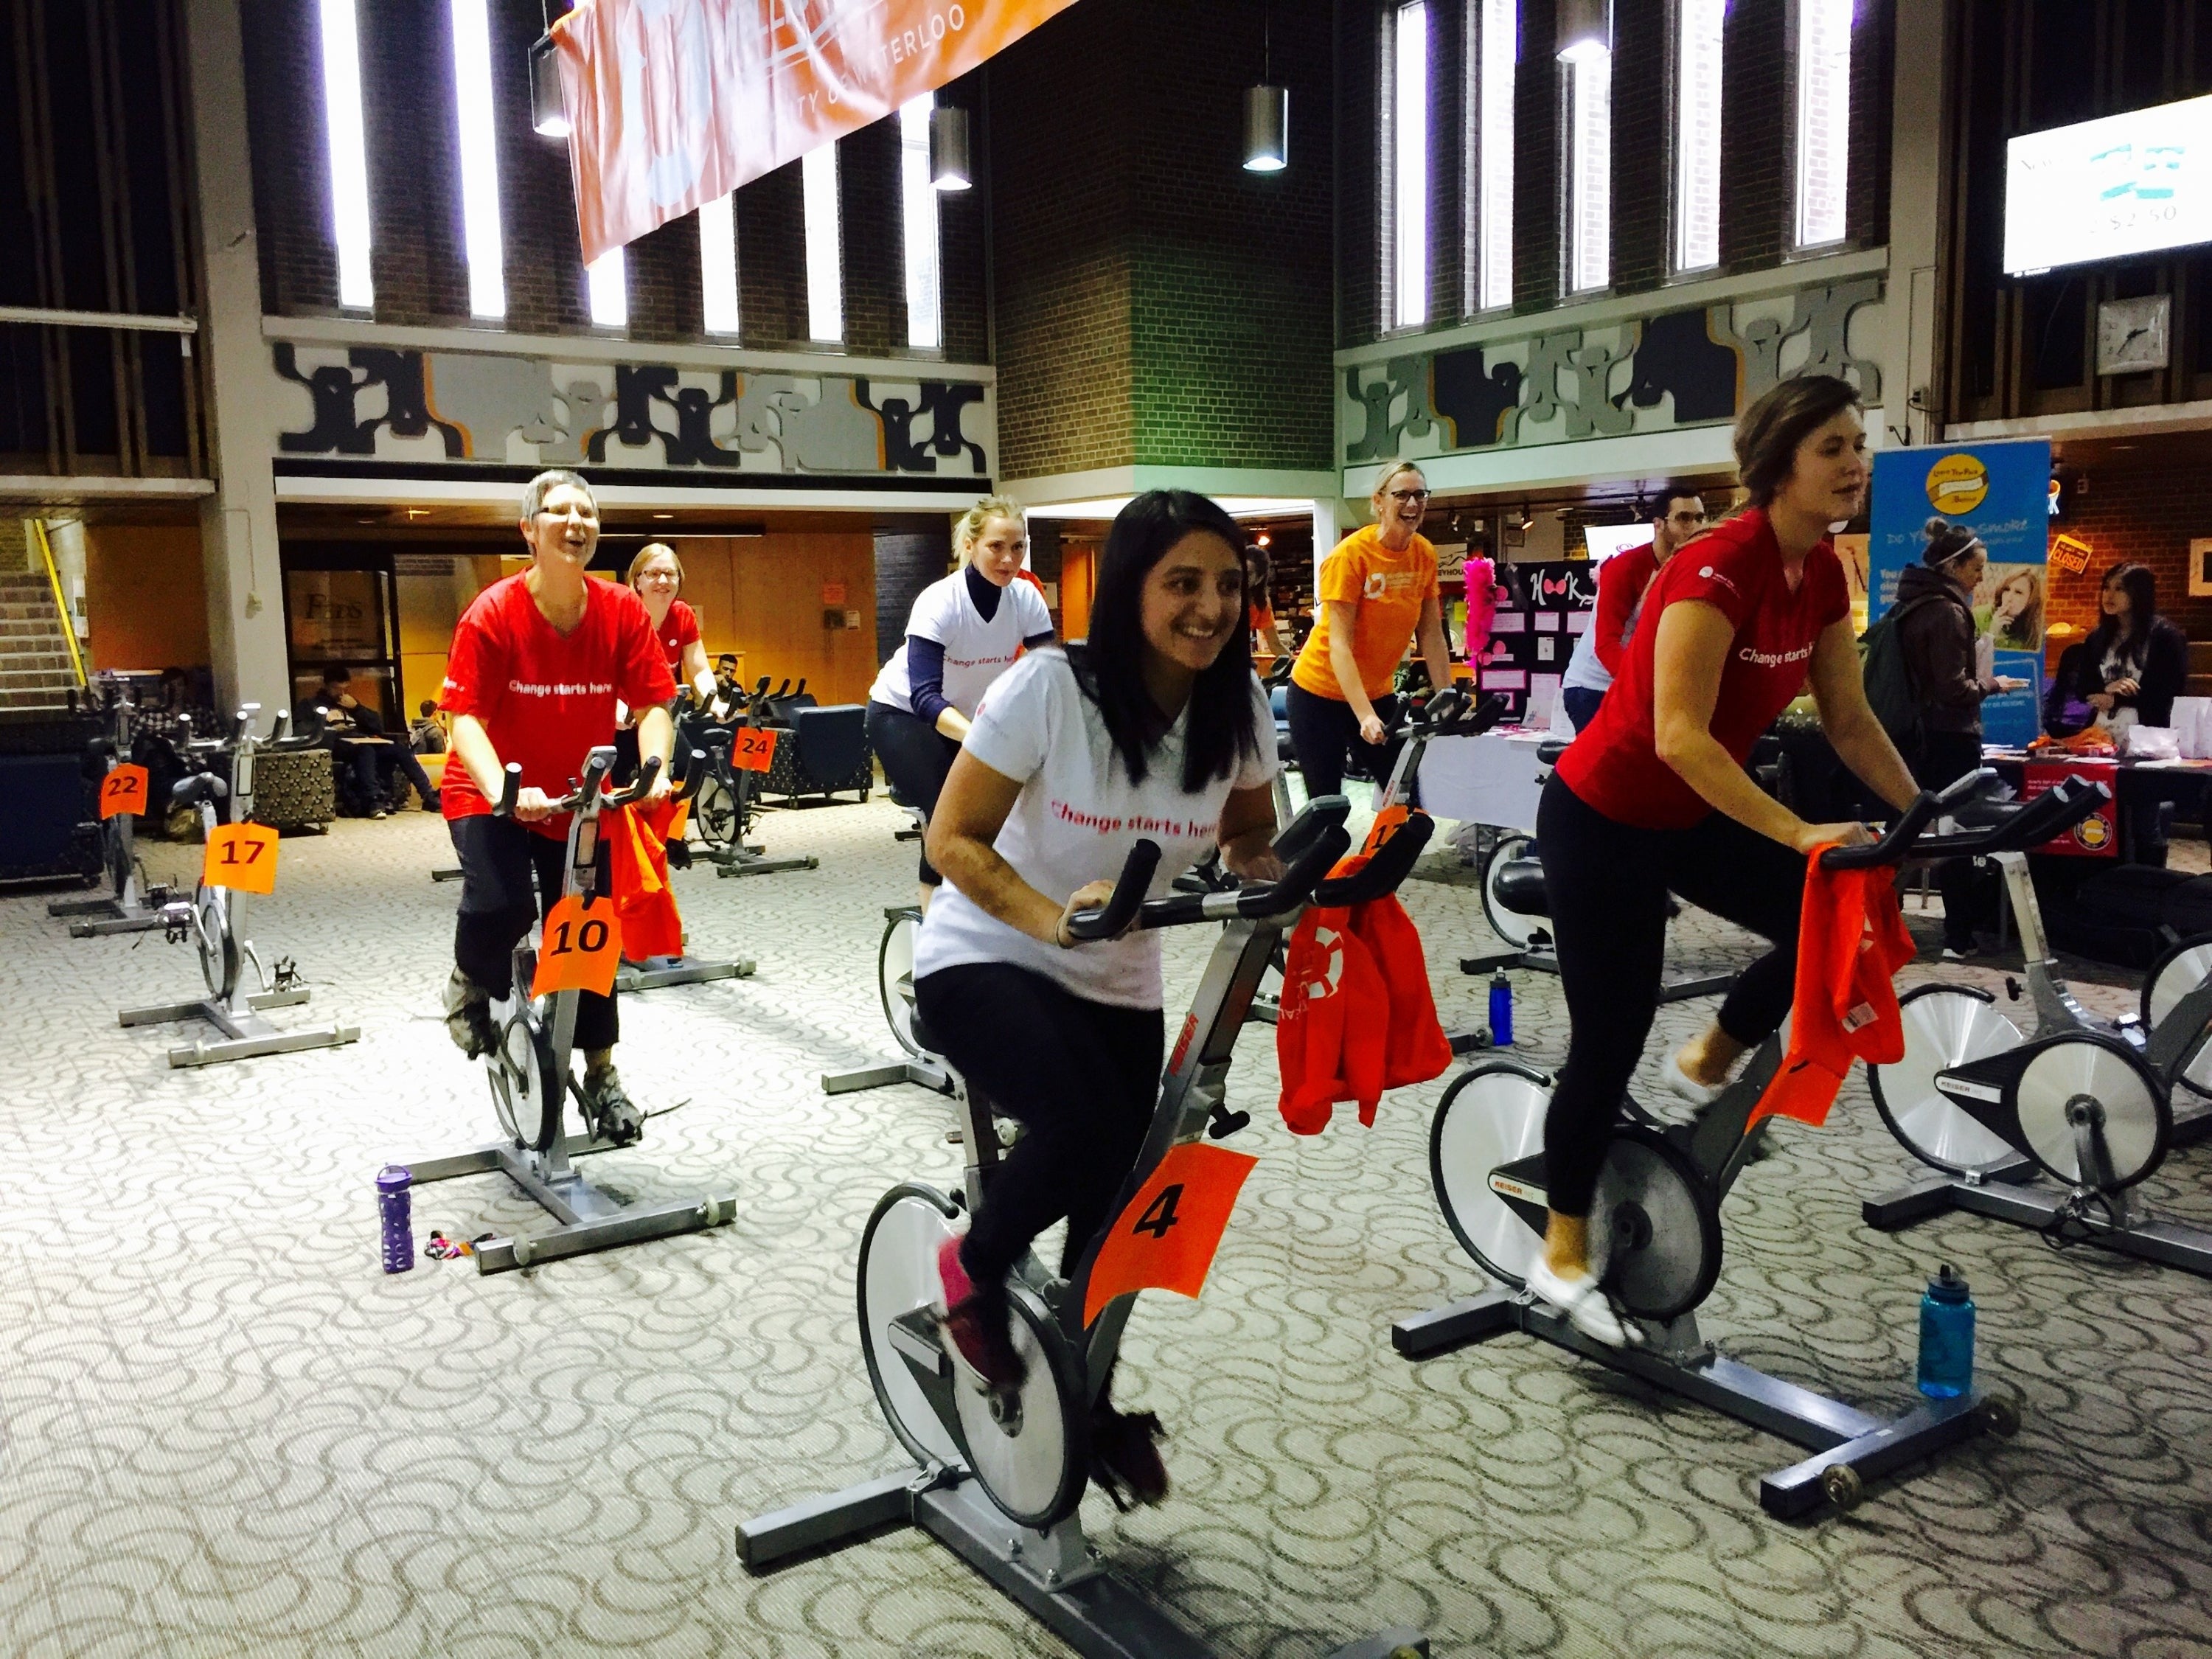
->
xmin=2005 ymin=92 xmax=2212 ymax=274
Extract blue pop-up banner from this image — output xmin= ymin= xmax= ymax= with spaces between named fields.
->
xmin=1869 ymin=439 xmax=2051 ymax=749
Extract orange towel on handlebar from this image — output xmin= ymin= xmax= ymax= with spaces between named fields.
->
xmin=1276 ymin=818 xmax=1454 ymax=1133
xmin=603 ymin=801 xmax=685 ymax=962
xmin=1749 ymin=849 xmax=1917 ymax=1130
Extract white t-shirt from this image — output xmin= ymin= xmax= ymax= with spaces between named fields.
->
xmin=869 ymin=571 xmax=1054 ymax=717
xmin=914 ymin=650 xmax=1279 ymax=1009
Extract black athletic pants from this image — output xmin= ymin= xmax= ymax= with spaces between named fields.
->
xmin=451 ymin=813 xmax=619 ymax=1051
xmin=914 ymin=963 xmax=1162 ymax=1292
xmin=868 ymin=700 xmax=961 ymax=886
xmin=1536 ymin=773 xmax=1806 ymax=1217
xmin=1916 ymin=731 xmax=1985 ymax=949
xmin=1284 ymin=681 xmax=1402 ymax=801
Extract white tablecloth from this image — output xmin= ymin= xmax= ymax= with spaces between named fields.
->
xmin=1414 ymin=729 xmax=1554 ymax=833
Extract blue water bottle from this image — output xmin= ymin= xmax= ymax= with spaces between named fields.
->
xmin=377 ymin=1165 xmax=415 ymax=1274
xmin=1488 ymin=970 xmax=1513 ymax=1048
xmin=1916 ymin=1263 xmax=1974 ymax=1398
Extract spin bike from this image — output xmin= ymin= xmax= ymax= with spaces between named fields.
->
xmin=820 ymin=894 xmax=956 ymax=1099
xmin=52 ymin=678 xmax=170 ymax=936
xmin=692 ymin=677 xmax=818 ymax=880
xmin=119 ymin=706 xmax=361 ymax=1068
xmin=1863 ymin=777 xmax=2212 ymax=1276
xmin=614 ymin=717 xmax=758 ymax=992
xmin=740 ymin=797 xmax=1432 ymax=1659
xmin=401 ymin=748 xmax=737 ymax=1273
xmin=1395 ymin=771 xmax=2054 ymax=1518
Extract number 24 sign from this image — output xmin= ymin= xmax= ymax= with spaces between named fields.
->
xmin=730 ymin=728 xmax=776 ymax=773
xmin=1082 ymin=1141 xmax=1259 ymax=1325
xmin=201 ymin=823 xmax=279 ymax=893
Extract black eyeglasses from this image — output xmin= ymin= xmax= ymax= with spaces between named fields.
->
xmin=1387 ymin=488 xmax=1430 ymax=502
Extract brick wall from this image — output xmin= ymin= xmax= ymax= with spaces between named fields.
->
xmin=2045 ymin=455 xmax=2212 ymax=668
xmin=1717 ymin=0 xmax=1790 ymax=270
xmin=1609 ymin=0 xmax=1668 ymax=293
xmin=839 ymin=120 xmax=903 ymax=358
xmin=873 ymin=530 xmax=953 ymax=665
xmin=1512 ymin=0 xmax=1563 ymax=310
xmin=240 ymin=0 xmax=337 ymax=313
xmin=733 ymin=163 xmax=808 ymax=349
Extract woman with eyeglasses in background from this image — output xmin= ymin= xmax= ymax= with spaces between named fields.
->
xmin=1284 ymin=460 xmax=1453 ymax=799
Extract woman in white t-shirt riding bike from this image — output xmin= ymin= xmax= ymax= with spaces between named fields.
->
xmin=867 ymin=496 xmax=1055 ymax=910
xmin=914 ymin=489 xmax=1283 ymax=1508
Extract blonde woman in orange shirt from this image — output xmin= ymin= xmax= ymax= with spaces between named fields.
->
xmin=1285 ymin=460 xmax=1453 ymax=797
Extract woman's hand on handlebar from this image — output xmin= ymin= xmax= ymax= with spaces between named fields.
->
xmin=637 ymin=763 xmax=675 ymax=807
xmin=514 ymin=786 xmax=560 ymax=823
xmin=1357 ymin=712 xmax=1388 ymax=745
xmin=1792 ymin=818 xmax=1871 ymax=855
xmin=1223 ymin=841 xmax=1285 ymax=886
xmin=1053 ymin=879 xmax=1121 ymax=947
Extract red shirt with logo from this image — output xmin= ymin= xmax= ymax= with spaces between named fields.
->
xmin=656 ymin=597 xmax=700 ymax=674
xmin=439 ymin=573 xmax=676 ymax=836
xmin=1557 ymin=508 xmax=1846 ymax=830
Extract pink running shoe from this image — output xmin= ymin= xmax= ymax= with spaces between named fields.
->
xmin=934 ymin=1234 xmax=1026 ymax=1393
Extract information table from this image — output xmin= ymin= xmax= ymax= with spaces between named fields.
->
xmin=1413 ymin=728 xmax=1556 ymax=834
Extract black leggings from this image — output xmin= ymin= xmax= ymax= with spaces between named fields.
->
xmin=867 ymin=700 xmax=961 ymax=886
xmin=1537 ymin=773 xmax=1806 ymax=1217
xmin=914 ymin=963 xmax=1162 ymax=1292
xmin=1284 ymin=681 xmax=1402 ymax=801
xmin=451 ymin=813 xmax=619 ymax=1051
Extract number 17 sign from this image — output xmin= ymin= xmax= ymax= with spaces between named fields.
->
xmin=1082 ymin=1141 xmax=1259 ymax=1325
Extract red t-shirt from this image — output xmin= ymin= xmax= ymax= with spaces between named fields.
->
xmin=656 ymin=597 xmax=700 ymax=675
xmin=1592 ymin=540 xmax=1660 ymax=678
xmin=1557 ymin=508 xmax=1847 ymax=830
xmin=439 ymin=574 xmax=676 ymax=836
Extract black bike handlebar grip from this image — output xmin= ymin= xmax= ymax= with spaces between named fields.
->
xmin=1231 ymin=823 xmax=1354 ymax=917
xmin=606 ymin=754 xmax=661 ymax=807
xmin=1818 ymin=786 xmax=1944 ymax=870
xmin=1314 ymin=812 xmax=1437 ymax=907
xmin=1272 ymin=794 xmax=1352 ymax=863
xmin=674 ymin=748 xmax=709 ymax=803
xmin=493 ymin=763 xmax=523 ymax=818
xmin=1064 ymin=841 xmax=1165 ymax=940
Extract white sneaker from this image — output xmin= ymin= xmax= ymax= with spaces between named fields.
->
xmin=1661 ymin=1048 xmax=1724 ymax=1107
xmin=1523 ymin=1256 xmax=1640 ymax=1349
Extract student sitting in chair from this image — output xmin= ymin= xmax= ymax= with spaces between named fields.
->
xmin=305 ymin=669 xmax=442 ymax=818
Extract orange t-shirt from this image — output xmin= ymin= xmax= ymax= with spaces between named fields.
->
xmin=1290 ymin=526 xmax=1439 ymax=701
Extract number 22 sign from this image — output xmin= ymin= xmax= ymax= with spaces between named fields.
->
xmin=98 ymin=764 xmax=149 ymax=819
xmin=1082 ymin=1141 xmax=1259 ymax=1325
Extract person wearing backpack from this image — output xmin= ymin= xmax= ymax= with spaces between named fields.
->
xmin=1871 ymin=518 xmax=2025 ymax=956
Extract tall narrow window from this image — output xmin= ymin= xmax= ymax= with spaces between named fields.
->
xmin=803 ymin=142 xmax=844 ymax=343
xmin=699 ymin=194 xmax=740 ymax=335
xmin=1382 ymin=1 xmax=1430 ymax=330
xmin=899 ymin=97 xmax=943 ymax=350
xmin=1795 ymin=0 xmax=1853 ymax=247
xmin=1561 ymin=43 xmax=1611 ymax=292
xmin=1673 ymin=0 xmax=1725 ymax=272
xmin=318 ymin=0 xmax=373 ymax=309
xmin=587 ymin=250 xmax=627 ymax=328
xmin=449 ymin=0 xmax=505 ymax=318
xmin=1464 ymin=0 xmax=1517 ymax=313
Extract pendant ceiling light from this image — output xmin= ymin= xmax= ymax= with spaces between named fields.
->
xmin=1557 ymin=0 xmax=1612 ymax=62
xmin=1243 ymin=3 xmax=1287 ymax=172
xmin=529 ymin=4 xmax=568 ymax=138
xmin=930 ymin=105 xmax=972 ymax=191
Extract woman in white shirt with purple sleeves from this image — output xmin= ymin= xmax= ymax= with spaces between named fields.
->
xmin=866 ymin=495 xmax=1055 ymax=909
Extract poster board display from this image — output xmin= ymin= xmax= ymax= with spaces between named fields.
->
xmin=1470 ymin=561 xmax=1593 ymax=725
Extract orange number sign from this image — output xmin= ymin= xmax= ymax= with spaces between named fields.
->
xmin=98 ymin=764 xmax=149 ymax=820
xmin=202 ymin=823 xmax=279 ymax=893
xmin=531 ymin=895 xmax=623 ymax=998
xmin=1082 ymin=1141 xmax=1259 ymax=1325
xmin=731 ymin=728 xmax=777 ymax=773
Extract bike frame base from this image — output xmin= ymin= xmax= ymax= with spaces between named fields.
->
xmin=1865 ymin=1166 xmax=2212 ymax=1278
xmin=431 ymin=866 xmax=463 ymax=883
xmin=736 ymin=1467 xmax=1427 ymax=1659
xmin=820 ymin=1056 xmax=955 ymax=1096
xmin=118 ymin=987 xmax=360 ymax=1068
xmin=51 ymin=894 xmax=165 ymax=936
xmin=404 ymin=1136 xmax=736 ymax=1274
xmin=709 ymin=846 xmax=819 ymax=877
xmin=1392 ymin=1290 xmax=1992 ymax=1519
xmin=615 ymin=953 xmax=755 ymax=992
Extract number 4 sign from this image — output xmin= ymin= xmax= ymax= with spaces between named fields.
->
xmin=202 ymin=822 xmax=279 ymax=893
xmin=531 ymin=894 xmax=623 ymax=998
xmin=1082 ymin=1141 xmax=1259 ymax=1325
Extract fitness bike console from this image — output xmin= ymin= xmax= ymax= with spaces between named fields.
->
xmin=1863 ymin=776 xmax=2212 ymax=1277
xmin=741 ymin=796 xmax=1432 ymax=1659
xmin=50 ymin=678 xmax=170 ymax=936
xmin=401 ymin=748 xmax=737 ymax=1273
xmin=118 ymin=706 xmax=361 ymax=1068
xmin=1396 ymin=771 xmax=2034 ymax=1519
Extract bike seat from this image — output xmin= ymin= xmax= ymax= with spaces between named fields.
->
xmin=1492 ymin=858 xmax=1549 ymax=917
xmin=170 ymin=773 xmax=227 ymax=810
xmin=1535 ymin=740 xmax=1571 ymax=766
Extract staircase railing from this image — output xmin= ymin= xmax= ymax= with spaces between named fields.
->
xmin=30 ymin=518 xmax=87 ymax=693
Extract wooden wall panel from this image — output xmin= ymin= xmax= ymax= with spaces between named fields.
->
xmin=83 ymin=525 xmax=207 ymax=672
xmin=683 ymin=533 xmax=879 ymax=706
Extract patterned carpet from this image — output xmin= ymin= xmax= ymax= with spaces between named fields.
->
xmin=1 ymin=795 xmax=2208 ymax=1658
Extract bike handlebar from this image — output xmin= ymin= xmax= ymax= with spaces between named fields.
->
xmin=1314 ymin=810 xmax=1436 ymax=905
xmin=1063 ymin=841 xmax=1165 ymax=940
xmin=1818 ymin=768 xmax=1995 ymax=869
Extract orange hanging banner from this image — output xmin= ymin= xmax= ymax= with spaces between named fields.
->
xmin=731 ymin=727 xmax=777 ymax=773
xmin=201 ymin=823 xmax=279 ymax=894
xmin=532 ymin=895 xmax=625 ymax=998
xmin=556 ymin=0 xmax=1082 ymax=265
xmin=98 ymin=764 xmax=150 ymax=820
xmin=1082 ymin=1141 xmax=1259 ymax=1326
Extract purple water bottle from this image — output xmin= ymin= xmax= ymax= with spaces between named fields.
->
xmin=377 ymin=1165 xmax=415 ymax=1273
